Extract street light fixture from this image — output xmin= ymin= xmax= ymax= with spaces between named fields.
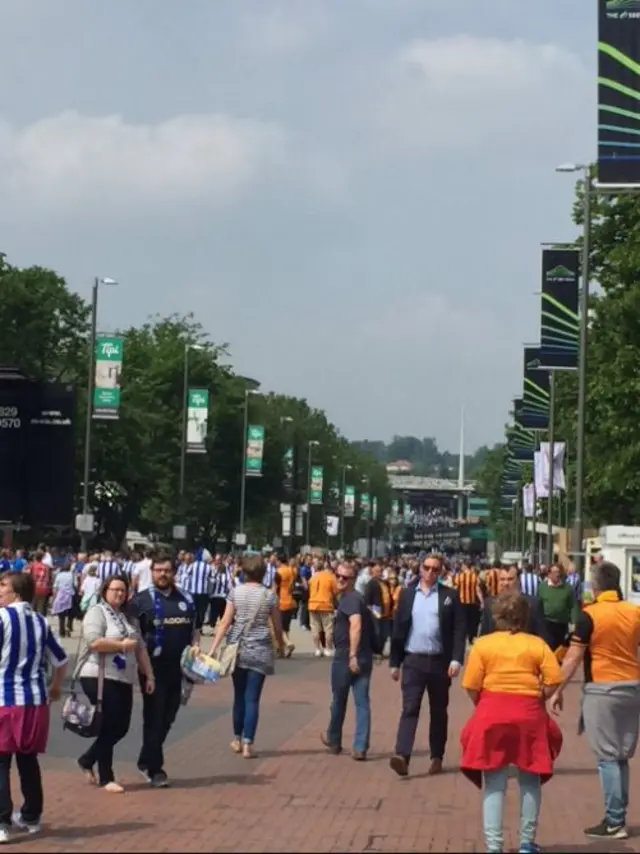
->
xmin=238 ymin=388 xmax=261 ymax=543
xmin=305 ymin=440 xmax=320 ymax=546
xmin=556 ymin=161 xmax=592 ymax=573
xmin=80 ymin=276 xmax=119 ymax=551
xmin=178 ymin=344 xmax=206 ymax=520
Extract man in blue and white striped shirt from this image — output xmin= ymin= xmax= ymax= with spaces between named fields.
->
xmin=208 ymin=557 xmax=233 ymax=629
xmin=520 ymin=565 xmax=540 ymax=597
xmin=263 ymin=555 xmax=278 ymax=591
xmin=97 ymin=552 xmax=121 ymax=584
xmin=177 ymin=554 xmax=212 ymax=631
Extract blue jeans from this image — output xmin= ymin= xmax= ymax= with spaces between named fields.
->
xmin=232 ymin=668 xmax=266 ymax=744
xmin=327 ymin=658 xmax=372 ymax=753
xmin=483 ymin=768 xmax=541 ymax=853
xmin=598 ymin=759 xmax=629 ymax=828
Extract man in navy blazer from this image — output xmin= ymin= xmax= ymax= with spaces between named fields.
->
xmin=389 ymin=554 xmax=466 ymax=777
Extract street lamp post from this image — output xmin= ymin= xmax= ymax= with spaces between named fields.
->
xmin=80 ymin=276 xmax=117 ymax=552
xmin=305 ymin=440 xmax=320 ymax=547
xmin=362 ymin=475 xmax=371 ymax=558
xmin=280 ymin=416 xmax=294 ymax=556
xmin=556 ymin=162 xmax=592 ymax=574
xmin=238 ymin=389 xmax=260 ymax=544
xmin=178 ymin=344 xmax=204 ymax=526
xmin=340 ymin=464 xmax=352 ymax=550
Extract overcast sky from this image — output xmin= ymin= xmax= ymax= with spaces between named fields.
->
xmin=0 ymin=0 xmax=594 ymax=452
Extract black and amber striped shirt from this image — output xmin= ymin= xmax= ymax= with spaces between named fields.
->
xmin=455 ymin=569 xmax=480 ymax=606
xmin=482 ymin=569 xmax=500 ymax=598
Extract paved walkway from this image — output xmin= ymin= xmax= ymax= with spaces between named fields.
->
xmin=7 ymin=624 xmax=640 ymax=853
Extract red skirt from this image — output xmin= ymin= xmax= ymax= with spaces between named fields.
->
xmin=460 ymin=691 xmax=562 ymax=788
xmin=0 ymin=706 xmax=50 ymax=755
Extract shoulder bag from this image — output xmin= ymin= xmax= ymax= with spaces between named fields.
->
xmin=212 ymin=588 xmax=268 ymax=677
xmin=60 ymin=611 xmax=106 ymax=738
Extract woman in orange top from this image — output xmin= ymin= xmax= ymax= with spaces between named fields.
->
xmin=276 ymin=562 xmax=297 ymax=659
xmin=308 ymin=566 xmax=338 ymax=657
xmin=387 ymin=571 xmax=401 ymax=617
xmin=460 ymin=592 xmax=563 ymax=854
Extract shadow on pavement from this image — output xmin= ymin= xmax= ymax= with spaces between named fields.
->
xmin=43 ymin=820 xmax=155 ymax=839
xmin=126 ymin=773 xmax=273 ymax=791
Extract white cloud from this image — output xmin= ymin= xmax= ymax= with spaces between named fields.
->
xmin=0 ymin=110 xmax=289 ymax=216
xmin=376 ymin=35 xmax=590 ymax=155
xmin=239 ymin=4 xmax=326 ymax=56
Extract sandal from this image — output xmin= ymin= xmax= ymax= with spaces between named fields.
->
xmin=230 ymin=739 xmax=242 ymax=754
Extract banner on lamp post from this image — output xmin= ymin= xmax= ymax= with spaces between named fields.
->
xmin=522 ymin=348 xmax=550 ymax=430
xmin=598 ymin=0 xmax=640 ymax=187
xmin=539 ymin=249 xmax=580 ymax=370
xmin=310 ymin=466 xmax=324 ymax=505
xmin=344 ymin=485 xmax=355 ymax=517
xmin=186 ymin=389 xmax=209 ymax=454
xmin=403 ymin=501 xmax=412 ymax=524
xmin=93 ymin=336 xmax=124 ymax=420
xmin=245 ymin=425 xmax=265 ymax=477
xmin=361 ymin=492 xmax=370 ymax=520
xmin=372 ymin=496 xmax=378 ymax=522
xmin=391 ymin=499 xmax=399 ymax=520
xmin=283 ymin=447 xmax=294 ymax=490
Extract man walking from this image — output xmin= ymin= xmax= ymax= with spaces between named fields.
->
xmin=389 ymin=554 xmax=466 ymax=777
xmin=131 ymin=552 xmax=196 ymax=788
xmin=321 ymin=563 xmax=374 ymax=760
xmin=479 ymin=565 xmax=550 ymax=644
xmin=454 ymin=560 xmax=481 ymax=646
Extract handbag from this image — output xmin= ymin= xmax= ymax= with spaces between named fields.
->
xmin=61 ymin=617 xmax=106 ymax=738
xmin=211 ymin=588 xmax=267 ymax=677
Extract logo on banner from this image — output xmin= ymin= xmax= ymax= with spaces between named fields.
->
xmin=606 ymin=0 xmax=640 ymax=19
xmin=545 ymin=265 xmax=576 ymax=282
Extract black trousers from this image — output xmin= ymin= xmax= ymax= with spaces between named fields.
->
xmin=394 ymin=653 xmax=451 ymax=762
xmin=193 ymin=594 xmax=209 ymax=631
xmin=57 ymin=610 xmax=74 ymax=638
xmin=137 ymin=669 xmax=182 ymax=777
xmin=208 ymin=597 xmax=226 ymax=628
xmin=79 ymin=678 xmax=133 ymax=786
xmin=462 ymin=604 xmax=480 ymax=645
xmin=545 ymin=620 xmax=569 ymax=651
xmin=0 ymin=754 xmax=42 ymax=826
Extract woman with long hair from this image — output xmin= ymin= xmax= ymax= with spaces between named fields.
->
xmin=77 ymin=574 xmax=155 ymax=793
xmin=208 ymin=557 xmax=284 ymax=759
xmin=460 ymin=591 xmax=563 ymax=854
xmin=0 ymin=571 xmax=67 ymax=842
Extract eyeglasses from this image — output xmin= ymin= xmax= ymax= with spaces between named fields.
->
xmin=423 ymin=564 xmax=441 ymax=573
xmin=336 ymin=574 xmax=353 ymax=582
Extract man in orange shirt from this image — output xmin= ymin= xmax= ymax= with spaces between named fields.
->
xmin=309 ymin=563 xmax=338 ymax=658
xmin=551 ymin=561 xmax=640 ymax=841
xmin=276 ymin=560 xmax=297 ymax=658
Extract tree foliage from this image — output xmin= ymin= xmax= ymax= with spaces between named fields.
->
xmin=0 ymin=255 xmax=391 ymax=549
xmin=350 ymin=435 xmax=489 ymax=478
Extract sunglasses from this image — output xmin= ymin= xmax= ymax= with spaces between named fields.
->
xmin=336 ymin=574 xmax=353 ymax=582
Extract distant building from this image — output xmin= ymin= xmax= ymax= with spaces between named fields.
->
xmin=386 ymin=459 xmax=413 ymax=474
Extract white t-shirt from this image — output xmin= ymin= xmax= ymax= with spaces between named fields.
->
xmin=42 ymin=552 xmax=53 ymax=568
xmin=132 ymin=558 xmax=152 ymax=592
xmin=81 ymin=575 xmax=100 ymax=598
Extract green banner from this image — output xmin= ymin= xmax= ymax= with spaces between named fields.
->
xmin=310 ymin=466 xmax=324 ymax=505
xmin=372 ymin=496 xmax=378 ymax=522
xmin=361 ymin=492 xmax=370 ymax=520
xmin=186 ymin=388 xmax=209 ymax=454
xmin=245 ymin=425 xmax=265 ymax=477
xmin=391 ymin=499 xmax=399 ymax=519
xmin=344 ymin=485 xmax=355 ymax=517
xmin=403 ymin=501 xmax=412 ymax=523
xmin=93 ymin=336 xmax=123 ymax=420
xmin=283 ymin=446 xmax=294 ymax=490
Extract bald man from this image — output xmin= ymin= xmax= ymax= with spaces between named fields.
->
xmin=479 ymin=566 xmax=551 ymax=645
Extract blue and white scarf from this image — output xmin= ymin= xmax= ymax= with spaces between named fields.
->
xmin=150 ymin=586 xmax=194 ymax=658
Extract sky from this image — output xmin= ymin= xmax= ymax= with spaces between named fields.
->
xmin=0 ymin=0 xmax=595 ymax=452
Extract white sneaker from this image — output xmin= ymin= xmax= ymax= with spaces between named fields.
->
xmin=314 ymin=649 xmax=322 ymax=658
xmin=323 ymin=648 xmax=334 ymax=657
xmin=0 ymin=827 xmax=9 ymax=844
xmin=12 ymin=812 xmax=40 ymax=835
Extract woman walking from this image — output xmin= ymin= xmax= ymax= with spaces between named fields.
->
xmin=51 ymin=561 xmax=77 ymax=638
xmin=460 ymin=592 xmax=563 ymax=854
xmin=77 ymin=574 xmax=155 ymax=793
xmin=0 ymin=571 xmax=67 ymax=842
xmin=209 ymin=557 xmax=284 ymax=758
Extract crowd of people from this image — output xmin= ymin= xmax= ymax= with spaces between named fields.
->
xmin=0 ymin=544 xmax=635 ymax=852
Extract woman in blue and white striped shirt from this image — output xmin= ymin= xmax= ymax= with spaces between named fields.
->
xmin=0 ymin=571 xmax=67 ymax=842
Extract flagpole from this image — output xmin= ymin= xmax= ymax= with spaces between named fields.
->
xmin=531 ymin=432 xmax=538 ymax=568
xmin=457 ymin=405 xmax=465 ymax=519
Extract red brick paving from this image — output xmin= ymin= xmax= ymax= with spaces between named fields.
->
xmin=4 ymin=661 xmax=640 ymax=853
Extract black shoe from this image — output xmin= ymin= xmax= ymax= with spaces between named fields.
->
xmin=149 ymin=771 xmax=170 ymax=788
xmin=584 ymin=819 xmax=628 ymax=840
xmin=389 ymin=755 xmax=409 ymax=777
